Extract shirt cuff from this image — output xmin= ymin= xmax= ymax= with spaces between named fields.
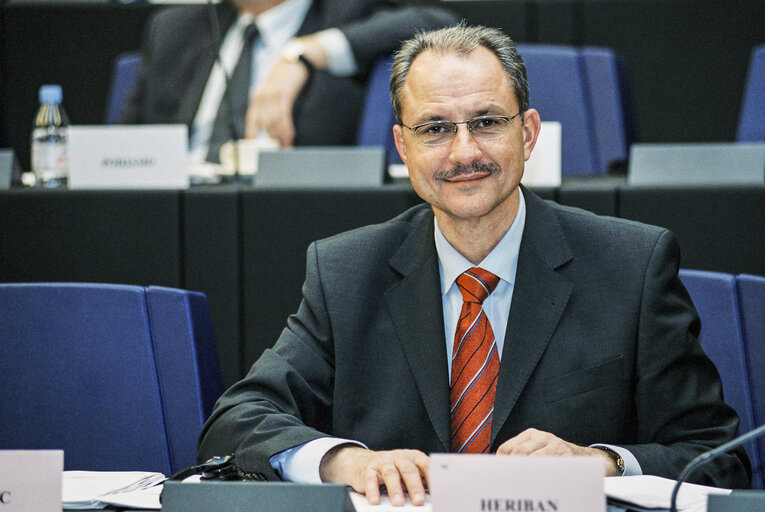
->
xmin=591 ymin=444 xmax=643 ymax=477
xmin=269 ymin=437 xmax=367 ymax=483
xmin=313 ymin=28 xmax=358 ymax=76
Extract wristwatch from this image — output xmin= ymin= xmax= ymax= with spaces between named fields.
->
xmin=594 ymin=446 xmax=625 ymax=475
xmin=280 ymin=40 xmax=315 ymax=74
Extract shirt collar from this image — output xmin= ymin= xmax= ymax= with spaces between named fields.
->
xmin=434 ymin=188 xmax=527 ymax=296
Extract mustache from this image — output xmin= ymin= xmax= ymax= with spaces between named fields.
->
xmin=434 ymin=162 xmax=500 ymax=181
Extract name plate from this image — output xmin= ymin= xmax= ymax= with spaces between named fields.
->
xmin=0 ymin=450 xmax=63 ymax=512
xmin=68 ymin=125 xmax=189 ymax=189
xmin=522 ymin=121 xmax=562 ymax=187
xmin=430 ymin=454 xmax=604 ymax=512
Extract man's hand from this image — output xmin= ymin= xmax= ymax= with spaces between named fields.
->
xmin=244 ymin=36 xmax=327 ymax=147
xmin=496 ymin=428 xmax=621 ymax=476
xmin=319 ymin=445 xmax=430 ymax=506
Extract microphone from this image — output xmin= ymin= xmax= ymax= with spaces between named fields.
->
xmin=669 ymin=423 xmax=765 ymax=512
xmin=205 ymin=0 xmax=245 ymax=183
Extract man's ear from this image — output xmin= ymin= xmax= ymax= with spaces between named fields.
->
xmin=522 ymin=108 xmax=541 ymax=162
xmin=393 ymin=124 xmax=408 ymax=165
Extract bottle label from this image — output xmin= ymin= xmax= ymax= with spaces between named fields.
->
xmin=31 ymin=141 xmax=68 ymax=180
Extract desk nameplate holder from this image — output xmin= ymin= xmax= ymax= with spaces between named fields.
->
xmin=0 ymin=450 xmax=63 ymax=512
xmin=707 ymin=490 xmax=765 ymax=511
xmin=430 ymin=454 xmax=605 ymax=512
xmin=161 ymin=481 xmax=355 ymax=512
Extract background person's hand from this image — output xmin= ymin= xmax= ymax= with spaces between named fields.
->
xmin=244 ymin=36 xmax=327 ymax=146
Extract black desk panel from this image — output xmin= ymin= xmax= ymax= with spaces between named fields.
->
xmin=558 ymin=185 xmax=617 ymax=217
xmin=0 ymin=189 xmax=181 ymax=286
xmin=183 ymin=187 xmax=241 ymax=387
xmin=619 ymin=186 xmax=765 ymax=276
xmin=239 ymin=185 xmax=422 ymax=370
xmin=2 ymin=184 xmax=763 ymax=384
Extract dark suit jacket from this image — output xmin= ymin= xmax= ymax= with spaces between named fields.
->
xmin=119 ymin=0 xmax=457 ymax=146
xmin=198 ymin=187 xmax=750 ymax=489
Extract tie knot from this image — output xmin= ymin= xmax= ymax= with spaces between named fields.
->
xmin=456 ymin=267 xmax=499 ymax=304
xmin=243 ymin=23 xmax=259 ymax=43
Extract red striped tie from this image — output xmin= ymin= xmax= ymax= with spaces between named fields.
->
xmin=450 ymin=267 xmax=500 ymax=453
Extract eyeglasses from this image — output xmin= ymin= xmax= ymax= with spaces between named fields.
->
xmin=400 ymin=112 xmax=523 ymax=146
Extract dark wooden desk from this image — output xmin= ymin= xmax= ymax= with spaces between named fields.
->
xmin=2 ymin=183 xmax=763 ymax=385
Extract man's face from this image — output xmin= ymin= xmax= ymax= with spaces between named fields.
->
xmin=393 ymin=47 xmax=540 ymax=226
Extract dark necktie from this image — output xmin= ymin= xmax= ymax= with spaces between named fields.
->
xmin=207 ymin=23 xmax=259 ymax=163
xmin=450 ymin=267 xmax=500 ymax=453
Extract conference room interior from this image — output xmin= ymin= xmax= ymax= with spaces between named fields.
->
xmin=1 ymin=0 xmax=765 ymax=504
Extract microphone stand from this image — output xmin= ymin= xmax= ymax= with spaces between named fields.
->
xmin=669 ymin=423 xmax=765 ymax=512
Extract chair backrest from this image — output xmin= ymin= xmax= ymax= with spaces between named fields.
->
xmin=737 ymin=44 xmax=765 ymax=142
xmin=516 ymin=44 xmax=599 ymax=177
xmin=736 ymin=273 xmax=765 ymax=484
xmin=356 ymin=55 xmax=401 ymax=165
xmin=0 ymin=283 xmax=222 ymax=475
xmin=580 ymin=46 xmax=636 ymax=173
xmin=104 ymin=52 xmax=141 ymax=124
xmin=679 ymin=270 xmax=763 ymax=489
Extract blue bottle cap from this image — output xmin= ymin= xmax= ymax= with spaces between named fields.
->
xmin=39 ymin=84 xmax=63 ymax=104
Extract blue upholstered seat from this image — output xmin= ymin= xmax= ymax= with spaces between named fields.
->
xmin=679 ymin=270 xmax=762 ymax=489
xmin=737 ymin=45 xmax=765 ymax=142
xmin=356 ymin=55 xmax=400 ymax=165
xmin=516 ymin=44 xmax=635 ymax=177
xmin=517 ymin=44 xmax=597 ymax=177
xmin=0 ymin=283 xmax=222 ymax=475
xmin=104 ymin=52 xmax=141 ymax=124
xmin=736 ymin=273 xmax=765 ymax=487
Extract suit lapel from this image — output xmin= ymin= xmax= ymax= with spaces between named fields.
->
xmin=174 ymin=4 xmax=238 ymax=126
xmin=383 ymin=209 xmax=452 ymax=452
xmin=491 ymin=188 xmax=574 ymax=446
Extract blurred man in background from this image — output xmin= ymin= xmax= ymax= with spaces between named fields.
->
xmin=120 ymin=0 xmax=457 ymax=164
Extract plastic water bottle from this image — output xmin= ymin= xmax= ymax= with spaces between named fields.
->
xmin=31 ymin=84 xmax=69 ymax=187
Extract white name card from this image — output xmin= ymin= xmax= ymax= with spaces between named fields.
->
xmin=68 ymin=125 xmax=189 ymax=189
xmin=0 ymin=450 xmax=63 ymax=512
xmin=430 ymin=454 xmax=604 ymax=512
xmin=522 ymin=121 xmax=562 ymax=187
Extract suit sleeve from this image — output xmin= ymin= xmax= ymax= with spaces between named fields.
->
xmin=335 ymin=1 xmax=460 ymax=72
xmin=197 ymin=242 xmax=338 ymax=480
xmin=622 ymin=229 xmax=751 ymax=488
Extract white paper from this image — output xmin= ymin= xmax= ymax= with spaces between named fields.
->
xmin=63 ymin=471 xmax=165 ymax=510
xmin=605 ymin=475 xmax=731 ymax=511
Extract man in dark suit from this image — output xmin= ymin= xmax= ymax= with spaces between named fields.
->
xmin=120 ymin=0 xmax=456 ymax=163
xmin=197 ymin=24 xmax=750 ymax=504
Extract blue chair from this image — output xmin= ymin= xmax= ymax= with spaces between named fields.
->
xmin=736 ymin=273 xmax=765 ymax=484
xmin=104 ymin=52 xmax=141 ymax=124
xmin=356 ymin=55 xmax=401 ymax=165
xmin=679 ymin=270 xmax=762 ymax=489
xmin=0 ymin=283 xmax=222 ymax=475
xmin=737 ymin=45 xmax=765 ymax=142
xmin=516 ymin=44 xmax=599 ymax=177
xmin=581 ymin=46 xmax=636 ymax=174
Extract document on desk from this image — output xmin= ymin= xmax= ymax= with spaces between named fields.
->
xmin=605 ymin=475 xmax=731 ymax=512
xmin=63 ymin=471 xmax=164 ymax=510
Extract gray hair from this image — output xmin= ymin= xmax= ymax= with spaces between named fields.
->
xmin=390 ymin=23 xmax=529 ymax=124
